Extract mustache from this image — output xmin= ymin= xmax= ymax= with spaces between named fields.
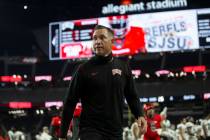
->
xmin=94 ymin=45 xmax=103 ymax=48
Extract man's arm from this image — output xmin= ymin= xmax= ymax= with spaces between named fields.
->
xmin=124 ymin=63 xmax=142 ymax=118
xmin=59 ymin=66 xmax=83 ymax=138
xmin=124 ymin=63 xmax=147 ymax=134
xmin=160 ymin=107 xmax=167 ymax=120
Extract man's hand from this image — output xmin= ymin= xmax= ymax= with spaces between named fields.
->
xmin=137 ymin=116 xmax=147 ymax=135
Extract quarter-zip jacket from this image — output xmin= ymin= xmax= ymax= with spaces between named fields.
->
xmin=60 ymin=53 xmax=143 ymax=138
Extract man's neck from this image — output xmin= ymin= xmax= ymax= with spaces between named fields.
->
xmin=93 ymin=52 xmax=113 ymax=64
xmin=103 ymin=51 xmax=112 ymax=57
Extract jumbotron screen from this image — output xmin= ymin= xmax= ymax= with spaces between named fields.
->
xmin=49 ymin=8 xmax=210 ymax=60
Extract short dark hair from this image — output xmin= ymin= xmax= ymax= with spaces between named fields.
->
xmin=94 ymin=25 xmax=114 ymax=38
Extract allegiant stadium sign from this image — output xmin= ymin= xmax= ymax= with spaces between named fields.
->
xmin=101 ymin=0 xmax=188 ymax=15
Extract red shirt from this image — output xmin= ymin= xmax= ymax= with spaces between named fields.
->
xmin=112 ymin=26 xmax=146 ymax=56
xmin=51 ymin=116 xmax=61 ymax=137
xmin=73 ymin=104 xmax=82 ymax=117
xmin=144 ymin=114 xmax=162 ymax=140
xmin=51 ymin=104 xmax=82 ymax=136
xmin=0 ymin=136 xmax=9 ymax=140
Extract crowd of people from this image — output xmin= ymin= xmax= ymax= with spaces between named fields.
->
xmin=124 ymin=115 xmax=210 ymax=140
xmin=1 ymin=104 xmax=209 ymax=140
xmin=122 ymin=103 xmax=210 ymax=140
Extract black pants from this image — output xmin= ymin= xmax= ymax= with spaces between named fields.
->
xmin=79 ymin=129 xmax=122 ymax=140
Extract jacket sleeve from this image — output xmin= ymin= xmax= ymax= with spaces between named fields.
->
xmin=59 ymin=65 xmax=83 ymax=138
xmin=124 ymin=63 xmax=143 ymax=119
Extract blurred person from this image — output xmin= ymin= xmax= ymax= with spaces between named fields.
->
xmin=194 ymin=125 xmax=205 ymax=140
xmin=40 ymin=126 xmax=52 ymax=140
xmin=8 ymin=127 xmax=16 ymax=140
xmin=193 ymin=119 xmax=205 ymax=140
xmin=0 ymin=125 xmax=9 ymax=140
xmin=59 ymin=25 xmax=147 ymax=140
xmin=131 ymin=121 xmax=141 ymax=140
xmin=170 ymin=124 xmax=176 ymax=131
xmin=143 ymin=103 xmax=167 ymax=140
xmin=8 ymin=127 xmax=25 ymax=140
xmin=14 ymin=128 xmax=25 ymax=140
xmin=202 ymin=114 xmax=210 ymax=140
xmin=108 ymin=15 xmax=146 ymax=56
xmin=50 ymin=111 xmax=61 ymax=139
xmin=50 ymin=104 xmax=82 ymax=140
xmin=122 ymin=127 xmax=132 ymax=140
xmin=187 ymin=116 xmax=195 ymax=124
xmin=176 ymin=118 xmax=188 ymax=140
xmin=50 ymin=107 xmax=64 ymax=139
xmin=176 ymin=125 xmax=186 ymax=140
xmin=160 ymin=120 xmax=176 ymax=140
xmin=177 ymin=118 xmax=187 ymax=130
xmin=35 ymin=131 xmax=42 ymax=140
xmin=185 ymin=121 xmax=197 ymax=140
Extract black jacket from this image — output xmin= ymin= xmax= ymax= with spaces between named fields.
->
xmin=60 ymin=53 xmax=143 ymax=137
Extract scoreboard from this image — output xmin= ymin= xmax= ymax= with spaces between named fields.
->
xmin=49 ymin=8 xmax=210 ymax=60
xmin=49 ymin=19 xmax=98 ymax=60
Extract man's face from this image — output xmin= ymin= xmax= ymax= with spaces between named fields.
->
xmin=92 ymin=28 xmax=113 ymax=56
xmin=146 ymin=109 xmax=155 ymax=118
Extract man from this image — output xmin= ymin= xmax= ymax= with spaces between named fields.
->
xmin=202 ymin=114 xmax=210 ymax=140
xmin=143 ymin=103 xmax=167 ymax=140
xmin=131 ymin=121 xmax=141 ymax=140
xmin=160 ymin=119 xmax=177 ymax=140
xmin=59 ymin=25 xmax=147 ymax=140
xmin=50 ymin=110 xmax=62 ymax=139
xmin=40 ymin=127 xmax=52 ymax=140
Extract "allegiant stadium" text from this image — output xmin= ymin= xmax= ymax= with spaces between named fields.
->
xmin=102 ymin=0 xmax=187 ymax=15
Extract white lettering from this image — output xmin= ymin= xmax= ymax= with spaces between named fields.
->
xmin=101 ymin=0 xmax=187 ymax=15
xmin=102 ymin=6 xmax=108 ymax=14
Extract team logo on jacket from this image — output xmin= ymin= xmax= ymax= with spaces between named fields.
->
xmin=112 ymin=69 xmax=122 ymax=76
xmin=91 ymin=72 xmax=98 ymax=76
